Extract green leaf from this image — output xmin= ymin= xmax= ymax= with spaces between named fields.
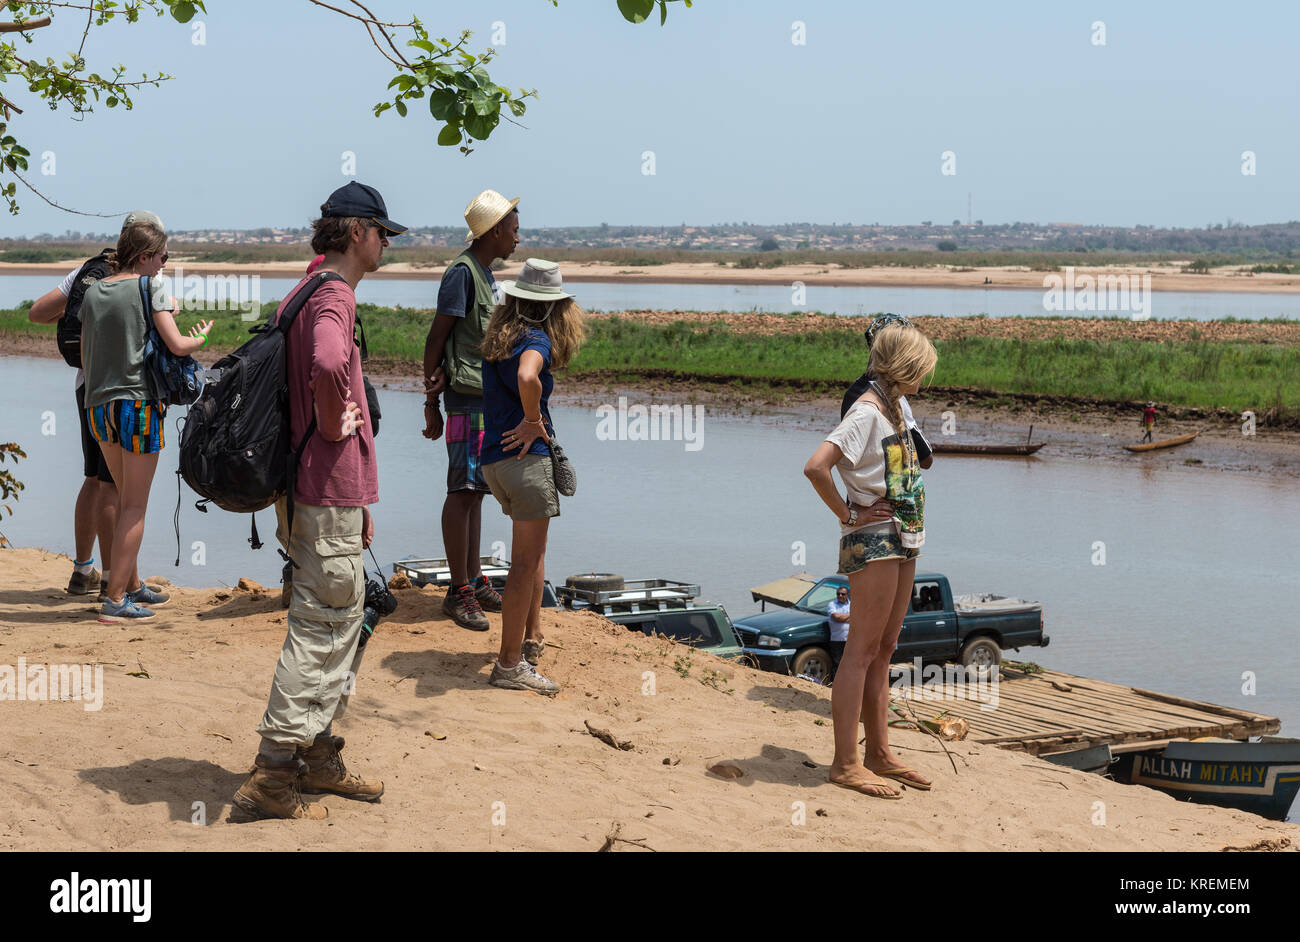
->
xmin=660 ymin=1 xmax=667 ymax=25
xmin=408 ymin=39 xmax=436 ymax=54
xmin=462 ymin=109 xmax=499 ymax=141
xmin=428 ymin=87 xmax=458 ymax=120
xmin=618 ymin=0 xmax=656 ymax=23
xmin=437 ymin=123 xmax=462 ymax=147
xmin=171 ymin=1 xmax=197 ymax=24
xmin=106 ymin=96 xmax=118 ymax=107
xmin=469 ymin=90 xmax=496 ymax=116
xmin=395 ymin=99 xmax=407 ymax=117
xmin=507 ymin=98 xmax=527 ymax=117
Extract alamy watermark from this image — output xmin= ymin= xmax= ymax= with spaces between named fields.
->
xmin=154 ymin=264 xmax=263 ymax=321
xmin=889 ymin=658 xmax=999 ymax=712
xmin=1043 ymin=266 xmax=1151 ymax=319
xmin=1 ymin=658 xmax=103 ymax=711
xmin=595 ymin=396 xmax=704 ymax=451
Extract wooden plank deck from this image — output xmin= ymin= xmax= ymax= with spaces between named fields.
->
xmin=890 ymin=666 xmax=1280 ymax=756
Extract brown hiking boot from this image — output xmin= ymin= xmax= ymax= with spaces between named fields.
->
xmin=443 ymin=583 xmax=489 ymax=631
xmin=298 ymin=735 xmax=384 ymax=802
xmin=67 ymin=567 xmax=101 ymax=596
xmin=472 ymin=574 xmax=502 ymax=612
xmin=232 ymin=755 xmax=328 ymax=821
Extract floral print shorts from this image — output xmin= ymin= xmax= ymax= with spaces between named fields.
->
xmin=838 ymin=524 xmax=920 ymax=575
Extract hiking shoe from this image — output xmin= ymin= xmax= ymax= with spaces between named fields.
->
xmin=67 ymin=568 xmax=101 ymax=596
xmin=522 ymin=638 xmax=545 ymax=666
xmin=472 ymin=574 xmax=503 ymax=612
xmin=232 ymin=755 xmax=327 ymax=821
xmin=489 ymin=659 xmax=559 ymax=697
xmin=128 ymin=582 xmax=170 ymax=608
xmin=298 ymin=735 xmax=383 ymax=802
xmin=443 ymin=583 xmax=489 ymax=631
xmin=280 ymin=561 xmax=292 ymax=610
xmin=98 ymin=597 xmax=155 ymax=623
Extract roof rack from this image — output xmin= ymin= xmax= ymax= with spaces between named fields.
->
xmin=556 ymin=578 xmax=702 ymax=615
xmin=393 ymin=554 xmax=510 ymax=588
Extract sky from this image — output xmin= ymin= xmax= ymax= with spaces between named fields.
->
xmin=3 ymin=0 xmax=1299 ymax=235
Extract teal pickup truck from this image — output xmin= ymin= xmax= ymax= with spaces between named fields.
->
xmin=733 ymin=572 xmax=1047 ymax=683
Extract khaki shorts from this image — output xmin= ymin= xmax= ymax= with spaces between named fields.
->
xmin=482 ymin=453 xmax=559 ymax=521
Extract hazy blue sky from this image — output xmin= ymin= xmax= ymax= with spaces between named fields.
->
xmin=5 ymin=0 xmax=1298 ymax=235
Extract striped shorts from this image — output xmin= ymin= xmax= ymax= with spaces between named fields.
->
xmin=86 ymin=399 xmax=165 ymax=455
xmin=445 ymin=408 xmax=490 ymax=494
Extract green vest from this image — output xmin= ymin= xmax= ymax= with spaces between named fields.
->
xmin=442 ymin=251 xmax=495 ymax=396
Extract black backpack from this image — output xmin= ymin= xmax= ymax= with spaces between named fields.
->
xmin=176 ymin=271 xmax=343 ymax=551
xmin=56 ymin=249 xmax=114 ymax=369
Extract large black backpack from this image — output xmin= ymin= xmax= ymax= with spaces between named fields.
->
xmin=56 ymin=248 xmax=114 ymax=368
xmin=177 ymin=271 xmax=343 ymax=549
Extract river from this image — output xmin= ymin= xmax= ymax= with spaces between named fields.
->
xmin=4 ymin=274 xmax=1300 ymax=320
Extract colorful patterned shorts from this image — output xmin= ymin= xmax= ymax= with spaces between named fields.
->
xmin=838 ymin=523 xmax=920 ymax=575
xmin=445 ymin=408 xmax=491 ymax=494
xmin=86 ymin=399 xmax=165 ymax=455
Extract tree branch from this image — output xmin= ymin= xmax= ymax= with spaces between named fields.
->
xmin=0 ymin=17 xmax=53 ymax=34
xmin=9 ymin=169 xmax=121 ymax=217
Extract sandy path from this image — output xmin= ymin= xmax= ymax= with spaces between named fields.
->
xmin=0 ymin=548 xmax=1294 ymax=851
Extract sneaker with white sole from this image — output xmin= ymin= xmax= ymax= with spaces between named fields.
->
xmin=489 ymin=659 xmax=559 ymax=696
xmin=128 ymin=582 xmax=170 ymax=607
xmin=67 ymin=568 xmax=101 ymax=596
xmin=99 ymin=597 xmax=155 ymax=623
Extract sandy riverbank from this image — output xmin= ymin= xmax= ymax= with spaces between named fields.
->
xmin=5 ymin=258 xmax=1300 ymax=293
xmin=0 ymin=546 xmax=1294 ymax=851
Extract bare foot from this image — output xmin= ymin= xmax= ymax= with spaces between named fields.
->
xmin=828 ymin=764 xmax=902 ymax=799
xmin=867 ymin=763 xmax=932 ymax=790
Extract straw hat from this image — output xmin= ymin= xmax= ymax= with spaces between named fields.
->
xmin=500 ymin=258 xmax=573 ymax=303
xmin=464 ymin=189 xmax=520 ymax=242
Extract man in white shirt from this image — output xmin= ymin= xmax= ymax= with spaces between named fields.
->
xmin=826 ymin=585 xmax=851 ymax=668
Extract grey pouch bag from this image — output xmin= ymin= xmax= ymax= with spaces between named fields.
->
xmin=548 ymin=428 xmax=576 ymax=497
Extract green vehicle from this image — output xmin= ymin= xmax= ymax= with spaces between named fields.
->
xmin=556 ymin=574 xmax=745 ymax=660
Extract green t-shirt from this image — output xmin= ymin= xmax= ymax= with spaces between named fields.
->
xmin=81 ymin=276 xmax=173 ymax=408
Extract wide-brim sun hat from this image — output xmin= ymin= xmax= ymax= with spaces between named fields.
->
xmin=500 ymin=258 xmax=573 ymax=302
xmin=464 ymin=189 xmax=520 ymax=242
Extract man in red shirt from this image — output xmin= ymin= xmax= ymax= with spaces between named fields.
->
xmin=233 ymin=182 xmax=403 ymax=821
xmin=1141 ymin=401 xmax=1156 ymax=443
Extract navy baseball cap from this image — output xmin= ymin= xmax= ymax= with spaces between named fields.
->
xmin=322 ymin=182 xmax=407 ymax=235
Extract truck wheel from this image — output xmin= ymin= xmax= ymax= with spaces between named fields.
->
xmin=792 ymin=647 xmax=833 ymax=685
xmin=959 ymin=636 xmax=1002 ymax=674
xmin=565 ymin=573 xmax=625 ymax=592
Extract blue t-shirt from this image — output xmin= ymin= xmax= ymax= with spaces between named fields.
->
xmin=481 ymin=328 xmax=554 ymax=466
xmin=437 ymin=258 xmax=497 ymax=411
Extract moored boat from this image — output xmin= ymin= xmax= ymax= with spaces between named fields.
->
xmin=1111 ymin=737 xmax=1300 ymax=820
xmin=931 ymin=442 xmax=1045 ymax=456
xmin=1123 ymin=430 xmax=1199 ymax=453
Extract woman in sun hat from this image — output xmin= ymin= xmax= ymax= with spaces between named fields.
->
xmin=478 ymin=258 xmax=586 ymax=697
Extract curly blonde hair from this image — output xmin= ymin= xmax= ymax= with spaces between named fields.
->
xmin=867 ymin=323 xmax=938 ymax=438
xmin=481 ymin=295 xmax=586 ymax=370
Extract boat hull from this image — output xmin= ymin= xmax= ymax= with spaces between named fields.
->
xmin=932 ymin=443 xmax=1045 ymax=456
xmin=1123 ymin=431 xmax=1199 ymax=453
xmin=1113 ymin=740 xmax=1300 ymax=820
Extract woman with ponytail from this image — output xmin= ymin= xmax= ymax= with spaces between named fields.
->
xmin=803 ymin=322 xmax=938 ymax=798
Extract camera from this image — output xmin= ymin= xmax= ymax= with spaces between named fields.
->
xmin=360 ymin=576 xmax=398 ymax=650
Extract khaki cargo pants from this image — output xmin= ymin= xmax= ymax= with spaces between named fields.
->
xmin=255 ymin=499 xmax=367 ymax=746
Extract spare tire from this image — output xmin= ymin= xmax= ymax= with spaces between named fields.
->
xmin=566 ymin=572 xmax=625 ymax=592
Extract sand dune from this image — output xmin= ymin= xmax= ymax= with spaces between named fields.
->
xmin=0 ymin=547 xmax=1294 ymax=851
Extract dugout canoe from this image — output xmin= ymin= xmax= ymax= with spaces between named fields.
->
xmin=931 ymin=442 xmax=1046 ymax=456
xmin=1122 ymin=430 xmax=1199 ymax=453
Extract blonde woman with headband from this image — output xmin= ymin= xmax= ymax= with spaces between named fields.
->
xmin=803 ymin=322 xmax=938 ymax=799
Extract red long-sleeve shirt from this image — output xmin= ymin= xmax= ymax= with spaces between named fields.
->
xmin=275 ymin=275 xmax=377 ymax=507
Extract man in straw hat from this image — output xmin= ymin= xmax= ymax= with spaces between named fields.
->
xmin=422 ymin=189 xmax=519 ymax=631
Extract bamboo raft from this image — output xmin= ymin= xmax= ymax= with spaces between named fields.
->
xmin=1123 ymin=430 xmax=1199 ymax=453
xmin=891 ymin=666 xmax=1280 ymax=756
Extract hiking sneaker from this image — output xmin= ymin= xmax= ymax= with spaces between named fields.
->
xmin=67 ymin=568 xmax=101 ymax=596
xmin=472 ymin=574 xmax=502 ymax=612
xmin=128 ymin=582 xmax=170 ymax=608
xmin=522 ymin=638 xmax=545 ymax=666
xmin=297 ymin=735 xmax=383 ymax=802
xmin=98 ymin=597 xmax=155 ymax=623
xmin=443 ymin=583 xmax=489 ymax=631
xmin=489 ymin=659 xmax=559 ymax=697
xmin=232 ymin=755 xmax=328 ymax=821
xmin=280 ymin=561 xmax=293 ymax=610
